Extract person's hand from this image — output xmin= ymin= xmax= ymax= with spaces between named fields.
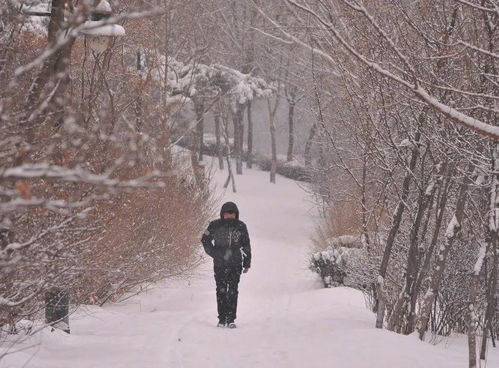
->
xmin=243 ymin=268 xmax=249 ymax=274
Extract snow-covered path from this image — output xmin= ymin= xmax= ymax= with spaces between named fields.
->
xmin=3 ymin=163 xmax=498 ymax=368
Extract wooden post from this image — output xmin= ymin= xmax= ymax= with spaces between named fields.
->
xmin=45 ymin=288 xmax=70 ymax=333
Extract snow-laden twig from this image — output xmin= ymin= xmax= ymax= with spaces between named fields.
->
xmin=0 ymin=208 xmax=92 ymax=260
xmin=13 ymin=9 xmax=164 ymax=79
xmin=473 ymin=242 xmax=487 ymax=276
xmin=1 ymin=163 xmax=168 ymax=188
xmin=0 ymin=289 xmax=41 ymax=307
xmin=0 ymin=197 xmax=89 ymax=213
xmin=266 ymin=0 xmax=499 ymax=139
xmin=454 ymin=0 xmax=499 ymax=14
xmin=459 ymin=40 xmax=499 ymax=60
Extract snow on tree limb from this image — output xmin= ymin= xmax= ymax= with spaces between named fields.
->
xmin=454 ymin=0 xmax=499 ymax=14
xmin=267 ymin=0 xmax=499 ymax=139
xmin=473 ymin=242 xmax=487 ymax=276
xmin=459 ymin=40 xmax=499 ymax=60
xmin=0 ymin=208 xmax=91 ymax=261
xmin=1 ymin=164 xmax=168 ymax=188
xmin=167 ymin=59 xmax=274 ymax=104
xmin=13 ymin=9 xmax=164 ymax=79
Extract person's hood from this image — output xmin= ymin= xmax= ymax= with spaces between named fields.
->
xmin=220 ymin=201 xmax=239 ymax=220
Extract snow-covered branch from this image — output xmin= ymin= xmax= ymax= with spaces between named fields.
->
xmin=279 ymin=0 xmax=499 ymax=139
xmin=459 ymin=40 xmax=499 ymax=60
xmin=1 ymin=164 xmax=168 ymax=188
xmin=0 ymin=208 xmax=91 ymax=261
xmin=454 ymin=0 xmax=499 ymax=14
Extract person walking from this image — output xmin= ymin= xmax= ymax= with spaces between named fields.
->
xmin=201 ymin=201 xmax=251 ymax=328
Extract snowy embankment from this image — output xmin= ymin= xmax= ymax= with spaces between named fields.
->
xmin=2 ymin=160 xmax=498 ymax=368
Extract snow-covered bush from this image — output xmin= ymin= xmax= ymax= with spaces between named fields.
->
xmin=310 ymin=240 xmax=372 ymax=289
xmin=176 ymin=134 xmax=236 ymax=159
xmin=0 ymin=4 xmax=216 ymax=337
xmin=255 ymin=154 xmax=309 ymax=182
xmin=310 ymin=246 xmax=347 ymax=287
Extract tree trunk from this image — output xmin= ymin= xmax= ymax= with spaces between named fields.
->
xmin=469 ymin=243 xmax=488 ymax=368
xmin=270 ymin=124 xmax=277 ymax=184
xmin=375 ymin=132 xmax=421 ymax=329
xmin=267 ymin=95 xmax=280 ymax=184
xmin=480 ymin=143 xmax=499 ymax=362
xmin=360 ymin=149 xmax=370 ymax=248
xmin=480 ymin=242 xmax=498 ymax=361
xmin=24 ymin=0 xmax=76 ymax=142
xmin=214 ymin=105 xmax=224 ymax=170
xmin=388 ymin=158 xmax=442 ymax=334
xmin=240 ymin=118 xmax=245 ymax=164
xmin=287 ymin=101 xmax=295 ymax=162
xmin=135 ymin=51 xmax=143 ymax=132
xmin=388 ymin=182 xmax=431 ymax=333
xmin=410 ymin=163 xmax=453 ymax=331
xmin=197 ymin=102 xmax=205 ymax=162
xmin=416 ymin=166 xmax=471 ymax=340
xmin=304 ymin=122 xmax=317 ymax=167
xmin=247 ymin=101 xmax=254 ymax=169
xmin=223 ymin=110 xmax=236 ymax=193
xmin=190 ymin=99 xmax=205 ymax=188
xmin=232 ymin=104 xmax=245 ymax=175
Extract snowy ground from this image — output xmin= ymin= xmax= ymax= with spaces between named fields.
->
xmin=2 ymin=160 xmax=498 ymax=368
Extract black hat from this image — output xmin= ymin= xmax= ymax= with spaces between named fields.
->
xmin=220 ymin=201 xmax=239 ymax=219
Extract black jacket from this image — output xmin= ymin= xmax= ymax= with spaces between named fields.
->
xmin=201 ymin=202 xmax=252 ymax=269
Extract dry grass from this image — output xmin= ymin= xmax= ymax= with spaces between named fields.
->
xmin=311 ymin=199 xmax=363 ymax=252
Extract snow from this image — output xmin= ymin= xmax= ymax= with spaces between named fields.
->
xmin=162 ymin=60 xmax=272 ymax=107
xmin=473 ymin=243 xmax=487 ymax=275
xmin=425 ymin=180 xmax=435 ymax=196
xmin=398 ymin=138 xmax=413 ymax=148
xmin=2 ymin=159 xmax=498 ymax=368
xmin=261 ymin=1 xmax=499 ymax=139
xmin=95 ymin=0 xmax=112 ymax=14
xmin=326 ymin=235 xmax=361 ymax=248
xmin=81 ymin=21 xmax=126 ymax=37
xmin=444 ymin=215 xmax=460 ymax=238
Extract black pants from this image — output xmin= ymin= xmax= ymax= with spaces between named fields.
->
xmin=214 ymin=264 xmax=242 ymax=323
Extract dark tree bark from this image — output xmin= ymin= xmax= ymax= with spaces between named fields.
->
xmin=410 ymin=163 xmax=454 ymax=331
xmin=197 ymin=101 xmax=205 ymax=162
xmin=360 ymin=147 xmax=370 ymax=248
xmin=417 ymin=166 xmax=472 ymax=340
xmin=287 ymin=100 xmax=295 ymax=162
xmin=388 ymin=156 xmax=437 ymax=334
xmin=304 ymin=122 xmax=317 ymax=167
xmin=375 ymin=131 xmax=421 ymax=329
xmin=223 ymin=109 xmax=236 ymax=193
xmin=232 ymin=104 xmax=245 ymax=175
xmin=270 ymin=121 xmax=277 ymax=184
xmin=135 ymin=51 xmax=143 ymax=132
xmin=246 ymin=101 xmax=254 ymax=169
xmin=190 ymin=99 xmax=205 ymax=188
xmin=480 ymin=243 xmax=498 ymax=361
xmin=24 ymin=0 xmax=77 ymax=142
xmin=214 ymin=104 xmax=224 ymax=170
xmin=480 ymin=143 xmax=499 ymax=361
xmin=267 ymin=94 xmax=280 ymax=184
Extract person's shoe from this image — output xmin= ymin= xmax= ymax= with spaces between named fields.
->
xmin=227 ymin=322 xmax=237 ymax=329
xmin=217 ymin=321 xmax=225 ymax=328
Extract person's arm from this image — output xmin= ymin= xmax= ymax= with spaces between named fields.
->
xmin=201 ymin=222 xmax=216 ymax=258
xmin=241 ymin=223 xmax=251 ymax=272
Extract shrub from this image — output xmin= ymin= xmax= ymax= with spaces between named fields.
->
xmin=255 ymin=154 xmax=310 ymax=182
xmin=0 ymin=150 xmax=214 ymax=333
xmin=310 ymin=247 xmax=347 ymax=287
xmin=310 ymin=244 xmax=367 ymax=288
